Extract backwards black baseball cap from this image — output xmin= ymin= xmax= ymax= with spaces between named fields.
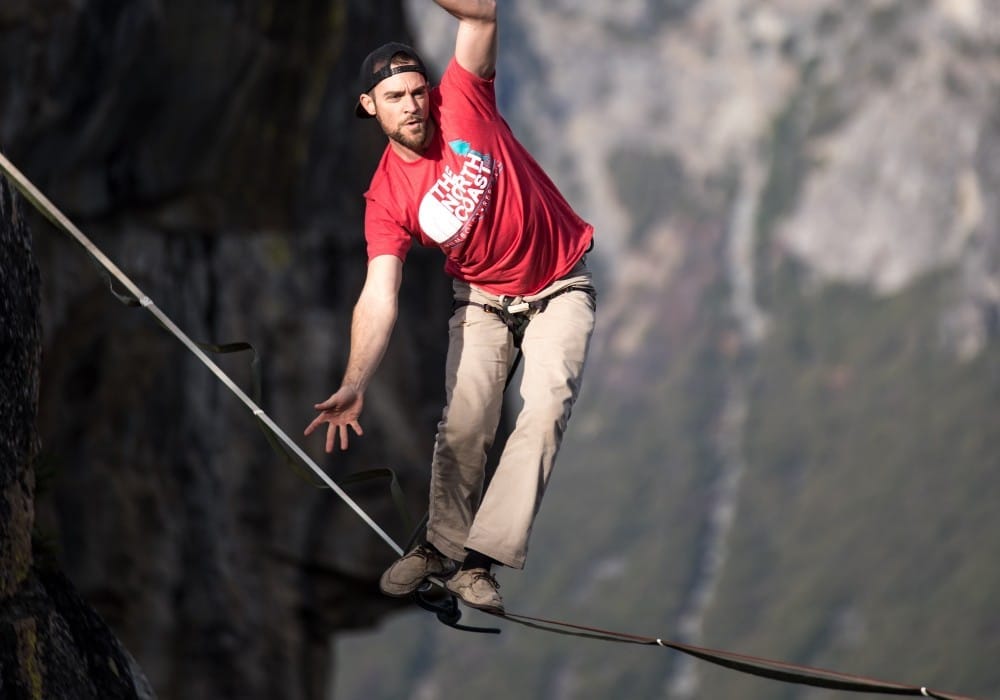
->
xmin=355 ymin=42 xmax=428 ymax=119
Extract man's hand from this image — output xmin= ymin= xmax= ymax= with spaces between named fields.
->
xmin=304 ymin=386 xmax=365 ymax=452
xmin=305 ymin=255 xmax=402 ymax=453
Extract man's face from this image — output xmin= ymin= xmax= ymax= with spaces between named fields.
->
xmin=363 ymin=71 xmax=432 ymax=156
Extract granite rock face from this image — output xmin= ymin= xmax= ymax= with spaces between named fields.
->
xmin=0 ymin=172 xmax=37 ymax=602
xmin=1 ymin=2 xmax=449 ymax=698
xmin=0 ymin=177 xmax=153 ymax=700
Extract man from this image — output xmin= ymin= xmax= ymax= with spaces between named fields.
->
xmin=305 ymin=0 xmax=595 ymax=614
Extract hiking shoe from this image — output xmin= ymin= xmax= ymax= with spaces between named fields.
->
xmin=379 ymin=544 xmax=455 ymax=597
xmin=445 ymin=568 xmax=504 ymax=614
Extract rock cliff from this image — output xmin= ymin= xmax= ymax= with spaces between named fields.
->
xmin=1 ymin=176 xmax=153 ymax=699
xmin=1 ymin=1 xmax=449 ymax=698
xmin=4 ymin=1 xmax=1000 ymax=698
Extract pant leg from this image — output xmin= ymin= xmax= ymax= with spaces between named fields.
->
xmin=465 ymin=278 xmax=597 ymax=569
xmin=426 ymin=282 xmax=515 ymax=562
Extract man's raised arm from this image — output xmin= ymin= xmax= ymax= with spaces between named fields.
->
xmin=433 ymin=0 xmax=498 ymax=78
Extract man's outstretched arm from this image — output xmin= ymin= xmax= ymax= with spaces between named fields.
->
xmin=433 ymin=0 xmax=498 ymax=78
xmin=305 ymin=254 xmax=403 ymax=452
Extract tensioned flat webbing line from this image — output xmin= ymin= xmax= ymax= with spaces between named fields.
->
xmin=0 ymin=151 xmax=403 ymax=557
xmin=491 ymin=610 xmax=979 ymax=700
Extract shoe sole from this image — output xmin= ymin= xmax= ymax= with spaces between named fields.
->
xmin=380 ymin=568 xmax=456 ymax=598
xmin=459 ymin=599 xmax=504 ymax=615
xmin=445 ymin=585 xmax=504 ymax=614
xmin=379 ymin=576 xmax=430 ymax=597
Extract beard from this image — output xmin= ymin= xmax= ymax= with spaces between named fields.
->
xmin=384 ymin=116 xmax=430 ymax=153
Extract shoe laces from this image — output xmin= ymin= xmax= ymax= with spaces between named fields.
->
xmin=471 ymin=569 xmax=500 ymax=590
xmin=412 ymin=544 xmax=437 ymax=560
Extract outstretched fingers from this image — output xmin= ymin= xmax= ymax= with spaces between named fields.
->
xmin=305 ymin=387 xmax=365 ymax=452
xmin=328 ymin=419 xmax=363 ymax=452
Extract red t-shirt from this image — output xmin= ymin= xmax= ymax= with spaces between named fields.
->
xmin=363 ymin=58 xmax=594 ymax=296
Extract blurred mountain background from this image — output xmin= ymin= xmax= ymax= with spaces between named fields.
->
xmin=337 ymin=1 xmax=1000 ymax=699
xmin=0 ymin=0 xmax=997 ymax=699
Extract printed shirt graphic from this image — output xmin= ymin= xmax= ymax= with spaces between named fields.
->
xmin=417 ymin=140 xmax=497 ymax=248
xmin=363 ymin=59 xmax=593 ymax=296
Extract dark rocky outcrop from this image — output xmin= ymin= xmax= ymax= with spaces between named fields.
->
xmin=1 ymin=176 xmax=152 ymax=699
xmin=1 ymin=1 xmax=450 ymax=698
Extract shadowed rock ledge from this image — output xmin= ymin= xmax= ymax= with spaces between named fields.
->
xmin=1 ymin=175 xmax=153 ymax=699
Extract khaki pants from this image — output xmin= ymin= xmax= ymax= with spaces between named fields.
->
xmin=426 ymin=260 xmax=596 ymax=569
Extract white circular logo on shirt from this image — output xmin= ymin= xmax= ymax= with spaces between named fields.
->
xmin=418 ymin=140 xmax=496 ymax=248
xmin=419 ymin=194 xmax=464 ymax=244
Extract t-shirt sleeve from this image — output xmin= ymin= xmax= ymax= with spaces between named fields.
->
xmin=364 ymin=194 xmax=412 ymax=262
xmin=438 ymin=58 xmax=499 ymax=122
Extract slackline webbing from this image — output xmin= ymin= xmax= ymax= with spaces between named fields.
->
xmin=1 ymin=151 xmax=979 ymax=700
xmin=491 ymin=610 xmax=979 ymax=700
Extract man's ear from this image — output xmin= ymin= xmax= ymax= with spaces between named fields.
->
xmin=359 ymin=93 xmax=377 ymax=117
